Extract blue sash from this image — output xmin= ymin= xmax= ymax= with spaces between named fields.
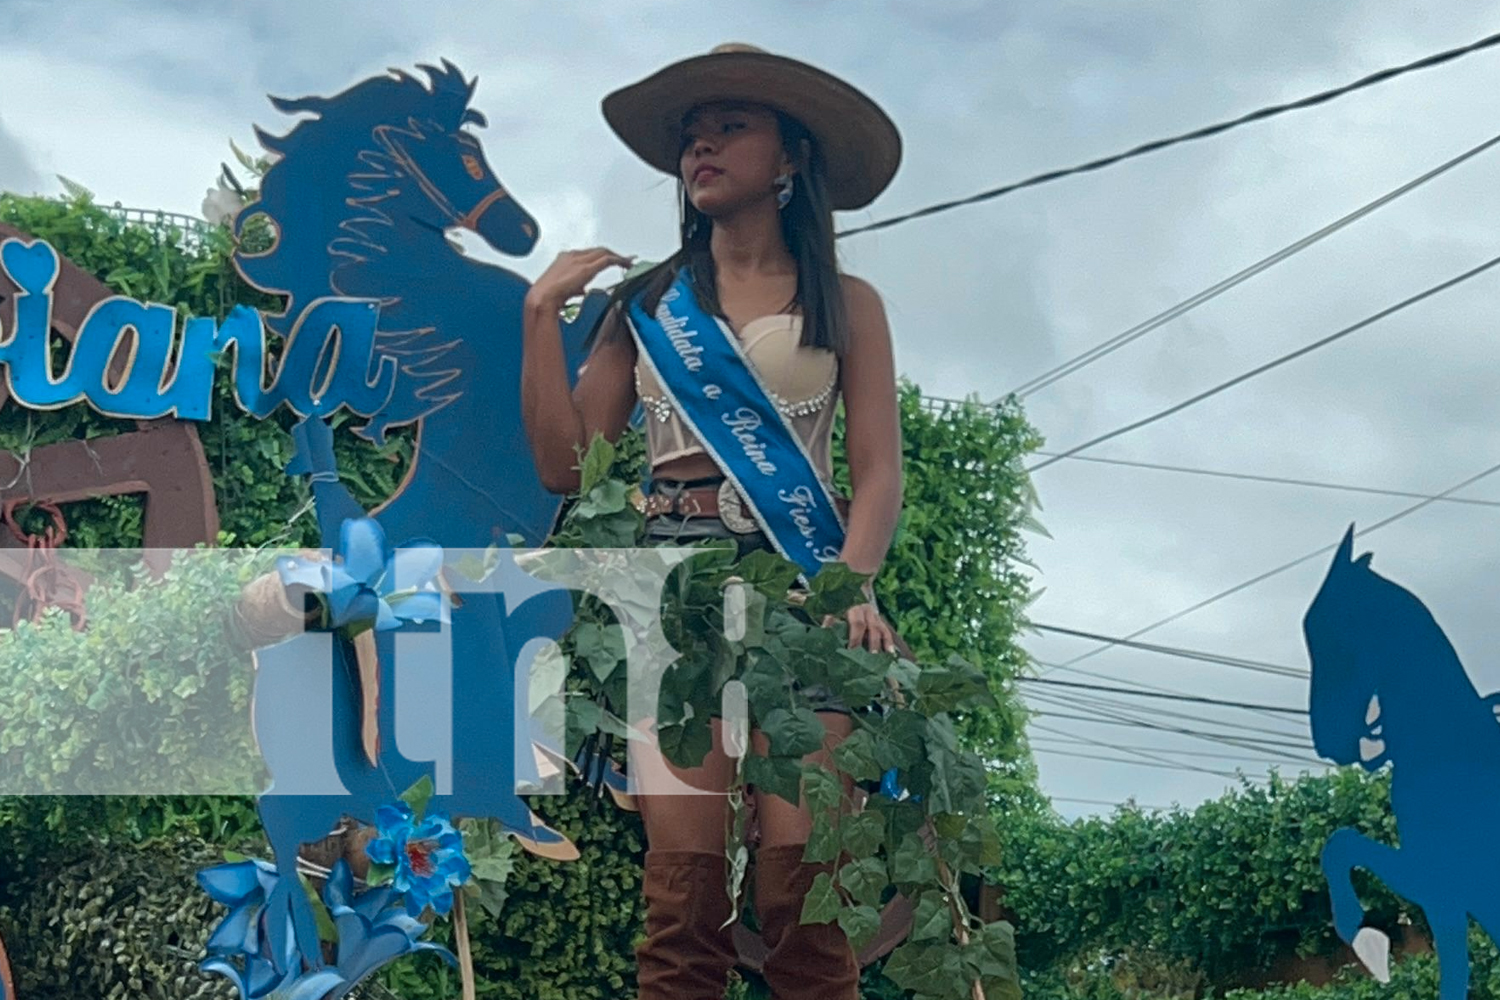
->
xmin=627 ymin=272 xmax=847 ymax=582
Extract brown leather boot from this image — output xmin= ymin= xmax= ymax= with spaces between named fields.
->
xmin=636 ymin=849 xmax=739 ymax=1000
xmin=754 ymin=843 xmax=859 ymax=1000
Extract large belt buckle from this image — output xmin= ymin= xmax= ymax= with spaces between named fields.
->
xmin=716 ymin=480 xmax=758 ymax=534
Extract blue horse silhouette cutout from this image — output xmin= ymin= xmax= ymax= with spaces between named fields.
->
xmin=232 ymin=61 xmax=606 ymax=976
xmin=1304 ymin=526 xmax=1500 ymax=999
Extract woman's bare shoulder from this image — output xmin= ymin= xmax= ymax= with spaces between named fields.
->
xmin=838 ymin=273 xmax=889 ymax=336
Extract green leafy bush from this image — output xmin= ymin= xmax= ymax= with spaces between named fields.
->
xmin=1 ymin=833 xmax=239 ymax=999
xmin=999 ymin=769 xmax=1414 ymax=990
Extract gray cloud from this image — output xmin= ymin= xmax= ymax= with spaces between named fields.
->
xmin=0 ymin=114 xmax=43 ymax=195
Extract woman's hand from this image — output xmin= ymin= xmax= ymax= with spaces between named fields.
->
xmin=823 ymin=602 xmax=898 ymax=654
xmin=525 ymin=247 xmax=634 ymax=312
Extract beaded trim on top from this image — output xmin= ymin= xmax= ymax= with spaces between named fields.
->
xmin=634 ymin=366 xmax=836 ymax=421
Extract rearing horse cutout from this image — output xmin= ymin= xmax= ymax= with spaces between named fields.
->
xmin=235 ymin=61 xmax=604 ymax=974
xmin=1305 ymin=526 xmax=1500 ymax=999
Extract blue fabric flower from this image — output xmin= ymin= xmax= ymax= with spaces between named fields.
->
xmin=364 ymin=802 xmax=473 ymax=917
xmin=276 ymin=516 xmax=448 ymax=632
xmin=198 ymin=857 xmax=455 ymax=1000
xmin=881 ymin=766 xmax=922 ymax=803
xmin=196 ymin=858 xmax=281 ymax=961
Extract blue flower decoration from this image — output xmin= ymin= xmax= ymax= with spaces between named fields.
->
xmin=881 ymin=766 xmax=922 ymax=804
xmin=197 ymin=858 xmax=282 ymax=963
xmin=365 ymin=801 xmax=472 ymax=917
xmin=198 ymin=857 xmax=455 ymax=1000
xmin=276 ymin=516 xmax=448 ymax=632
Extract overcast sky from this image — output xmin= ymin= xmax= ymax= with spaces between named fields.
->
xmin=5 ymin=1 xmax=1500 ymax=819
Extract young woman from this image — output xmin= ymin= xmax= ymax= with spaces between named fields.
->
xmin=520 ymin=43 xmax=904 ymax=1000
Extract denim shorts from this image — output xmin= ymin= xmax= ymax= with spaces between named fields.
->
xmin=642 ymin=478 xmax=851 ymax=716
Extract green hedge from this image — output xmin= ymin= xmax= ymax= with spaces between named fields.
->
xmin=998 ymin=769 xmax=1413 ymax=990
xmin=2 ymin=833 xmax=239 ymax=999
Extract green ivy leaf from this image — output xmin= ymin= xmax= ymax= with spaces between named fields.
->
xmin=968 ymin=920 xmax=1020 ymax=1000
xmin=803 ymin=811 xmax=841 ymax=864
xmin=958 ymin=814 xmax=1002 ymax=870
xmin=890 ymin=832 xmax=938 ymax=888
xmin=802 ymin=765 xmax=844 ymax=816
xmin=573 ymin=479 xmax=630 ymax=519
xmin=733 ymin=549 xmax=802 ymax=599
xmin=574 ymin=621 xmax=625 ymax=683
xmin=465 ymin=876 xmax=510 ymax=919
xmin=744 ymin=752 xmax=803 ymax=805
xmin=761 ymin=707 xmax=826 ymax=757
xmin=832 ymin=728 xmax=883 ymax=782
xmin=798 ymin=871 xmax=841 ymax=925
xmin=839 ymin=810 xmax=885 ymax=858
xmin=837 ymin=856 xmax=887 ymax=907
xmin=567 ymin=696 xmax=603 ymax=745
xmin=916 ymin=655 xmax=998 ymax=715
xmin=824 ymin=647 xmax=890 ymax=706
xmin=874 ymin=710 xmax=926 ymax=771
xmin=802 ymin=561 xmax=869 ymax=620
xmin=578 ymin=434 xmax=616 ymax=494
xmin=399 ymin=774 xmax=435 ymax=819
xmin=911 ymin=891 xmax=951 ymax=941
xmin=882 ymin=939 xmax=966 ymax=995
xmin=657 ymin=712 xmax=712 ymax=770
xmin=837 ymin=903 xmax=882 ymax=952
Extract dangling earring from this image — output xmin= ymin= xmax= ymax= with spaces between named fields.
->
xmin=686 ymin=215 xmax=699 ymax=239
xmin=774 ymin=172 xmax=794 ymax=210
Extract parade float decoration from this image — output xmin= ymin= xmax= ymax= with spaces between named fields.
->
xmin=0 ymin=58 xmax=1020 ymax=1000
xmin=1305 ymin=527 xmax=1500 ymax=1000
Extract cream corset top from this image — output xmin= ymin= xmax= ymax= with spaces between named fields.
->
xmin=634 ymin=314 xmax=840 ymax=479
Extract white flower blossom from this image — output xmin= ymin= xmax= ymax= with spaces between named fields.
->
xmin=201 ymin=177 xmax=242 ymax=227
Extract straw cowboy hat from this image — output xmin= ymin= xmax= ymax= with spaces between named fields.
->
xmin=602 ymin=43 xmax=902 ymax=211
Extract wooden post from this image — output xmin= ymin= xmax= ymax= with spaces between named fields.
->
xmin=453 ymin=890 xmax=477 ymax=1000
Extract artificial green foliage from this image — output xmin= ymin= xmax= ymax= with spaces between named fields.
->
xmin=0 ymin=833 xmax=240 ymax=999
xmin=537 ymin=433 xmax=1021 ymax=1000
xmin=0 ymin=546 xmax=270 ymax=794
xmin=838 ymin=387 xmax=1046 ymax=817
xmin=999 ymin=769 xmax=1414 ymax=991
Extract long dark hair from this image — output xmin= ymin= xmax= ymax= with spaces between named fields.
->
xmin=586 ymin=111 xmax=848 ymax=357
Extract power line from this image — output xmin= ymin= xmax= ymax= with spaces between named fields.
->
xmin=1029 ymin=452 xmax=1500 ymax=509
xmin=1032 ymin=730 xmax=1307 ymax=766
xmin=1028 ymin=709 xmax=1319 ymax=766
xmin=1020 ymin=675 xmax=1306 ymax=715
xmin=1026 ymin=688 xmax=1311 ymax=744
xmin=1026 ymin=697 xmax=1319 ymax=761
xmin=1028 ymin=251 xmax=1500 ymax=473
xmin=1029 ymin=721 xmax=1280 ymax=779
xmin=1034 ymin=744 xmax=1248 ymax=779
xmin=837 ymin=28 xmax=1500 ymax=239
xmin=1049 ymin=456 xmax=1500 ymax=671
xmin=1025 ymin=624 xmax=1309 ymax=737
xmin=1008 ymin=131 xmax=1500 ymax=398
xmin=1032 ymin=623 xmax=1306 ymax=678
xmin=1028 ymin=713 xmax=1253 ymax=779
xmin=1040 ymin=661 xmax=1310 ymax=737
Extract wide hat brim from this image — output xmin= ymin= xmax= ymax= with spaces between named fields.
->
xmin=602 ymin=48 xmax=902 ymax=212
